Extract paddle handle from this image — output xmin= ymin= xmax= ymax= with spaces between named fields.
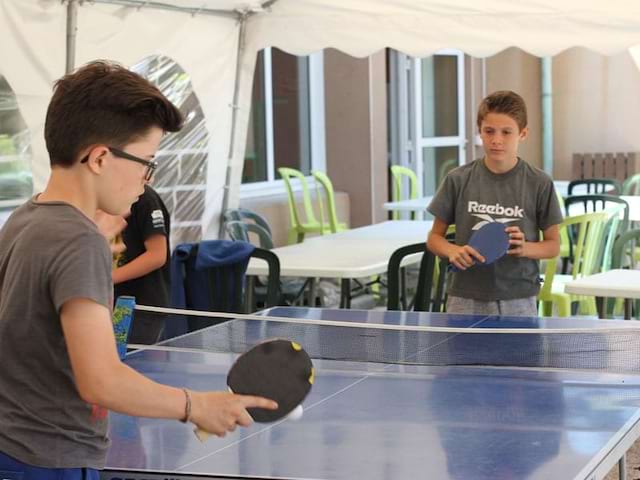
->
xmin=192 ymin=386 xmax=234 ymax=442
xmin=194 ymin=427 xmax=211 ymax=442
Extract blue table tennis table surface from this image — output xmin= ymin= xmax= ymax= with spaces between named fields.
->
xmin=102 ymin=307 xmax=640 ymax=480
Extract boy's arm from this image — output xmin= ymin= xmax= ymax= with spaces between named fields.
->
xmin=113 ymin=234 xmax=167 ymax=284
xmin=506 ymin=224 xmax=560 ymax=260
xmin=60 ymin=297 xmax=277 ymax=436
xmin=427 ymin=217 xmax=485 ymax=270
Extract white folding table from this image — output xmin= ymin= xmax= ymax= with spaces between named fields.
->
xmin=246 ymin=220 xmax=433 ymax=307
xmin=564 ymin=269 xmax=640 ymax=319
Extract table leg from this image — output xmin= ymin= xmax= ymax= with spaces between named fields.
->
xmin=400 ymin=267 xmax=407 ymax=310
xmin=307 ymin=278 xmax=317 ymax=307
xmin=625 ymin=298 xmax=632 ymax=320
xmin=340 ymin=279 xmax=351 ymax=308
xmin=245 ymin=276 xmax=255 ymax=313
xmin=619 ymin=453 xmax=626 ymax=479
xmin=595 ymin=297 xmax=605 ymax=319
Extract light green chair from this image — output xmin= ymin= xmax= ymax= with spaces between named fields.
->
xmin=312 ymin=170 xmax=348 ymax=234
xmin=278 ymin=167 xmax=335 ymax=244
xmin=599 ymin=203 xmax=626 ymax=273
xmin=555 ymin=192 xmax=571 ymax=273
xmin=390 ymin=165 xmax=418 ymax=220
xmin=623 ymin=173 xmax=640 ymax=195
xmin=538 ymin=211 xmax=608 ymax=317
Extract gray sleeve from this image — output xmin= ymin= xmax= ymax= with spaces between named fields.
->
xmin=428 ymin=174 xmax=456 ymax=224
xmin=537 ymin=178 xmax=564 ymax=231
xmin=50 ymin=232 xmax=113 ymax=312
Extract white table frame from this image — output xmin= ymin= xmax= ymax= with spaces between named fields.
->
xmin=247 ymin=220 xmax=433 ymax=308
xmin=564 ymin=269 xmax=640 ymax=319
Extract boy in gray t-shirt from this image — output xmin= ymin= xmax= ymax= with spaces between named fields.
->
xmin=0 ymin=61 xmax=276 ymax=476
xmin=427 ymin=91 xmax=562 ymax=316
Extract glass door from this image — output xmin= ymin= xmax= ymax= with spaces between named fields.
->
xmin=390 ymin=50 xmax=466 ymax=199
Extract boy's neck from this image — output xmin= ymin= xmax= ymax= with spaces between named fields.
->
xmin=483 ymin=155 xmax=519 ymax=174
xmin=37 ymin=167 xmax=97 ymax=221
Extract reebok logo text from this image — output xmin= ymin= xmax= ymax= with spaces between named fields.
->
xmin=468 ymin=201 xmax=524 ymax=218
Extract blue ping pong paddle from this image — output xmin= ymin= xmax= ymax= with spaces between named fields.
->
xmin=450 ymin=222 xmax=510 ymax=272
xmin=195 ymin=339 xmax=314 ymax=441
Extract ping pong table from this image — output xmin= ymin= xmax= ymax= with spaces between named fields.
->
xmin=102 ymin=306 xmax=640 ymax=480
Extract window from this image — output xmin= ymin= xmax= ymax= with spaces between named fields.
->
xmin=389 ymin=49 xmax=466 ymax=198
xmin=242 ymin=48 xmax=325 ymax=196
xmin=0 ymin=76 xmax=32 ymax=209
xmin=131 ymin=56 xmax=209 ymax=247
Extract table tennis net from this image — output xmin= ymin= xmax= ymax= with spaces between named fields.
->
xmin=142 ymin=309 xmax=640 ymax=373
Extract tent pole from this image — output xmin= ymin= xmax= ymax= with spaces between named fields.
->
xmin=541 ymin=57 xmax=553 ymax=176
xmin=65 ymin=0 xmax=79 ymax=74
xmin=90 ymin=0 xmax=236 ymax=18
xmin=226 ymin=11 xmax=249 ymax=161
xmin=218 ymin=0 xmax=281 ymax=237
xmin=218 ymin=10 xmax=249 ymax=238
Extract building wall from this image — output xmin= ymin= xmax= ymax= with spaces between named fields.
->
xmin=476 ymin=48 xmax=640 ymax=181
xmin=552 ymin=49 xmax=640 ymax=180
xmin=324 ymin=49 xmax=388 ymax=228
xmin=239 ymin=48 xmax=640 ymax=246
xmin=484 ymin=48 xmax=543 ymax=171
xmin=240 ymin=191 xmax=350 ymax=248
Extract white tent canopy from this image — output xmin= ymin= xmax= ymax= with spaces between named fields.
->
xmin=3 ymin=0 xmax=640 ymax=237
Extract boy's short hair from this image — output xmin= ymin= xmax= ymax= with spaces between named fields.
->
xmin=476 ymin=90 xmax=527 ymax=131
xmin=45 ymin=60 xmax=183 ymax=167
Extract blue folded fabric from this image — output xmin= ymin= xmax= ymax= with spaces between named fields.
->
xmin=195 ymin=240 xmax=255 ymax=270
xmin=167 ymin=240 xmax=255 ymax=338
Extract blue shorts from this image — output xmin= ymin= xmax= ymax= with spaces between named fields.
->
xmin=0 ymin=450 xmax=99 ymax=480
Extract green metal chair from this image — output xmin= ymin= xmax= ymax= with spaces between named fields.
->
xmin=538 ymin=211 xmax=608 ymax=317
xmin=390 ymin=165 xmax=418 ymax=220
xmin=222 ymin=208 xmax=274 ymax=249
xmin=312 ymin=170 xmax=348 ymax=234
xmin=278 ymin=167 xmax=332 ymax=244
xmin=568 ymin=178 xmax=622 ymax=196
xmin=387 ymin=242 xmax=448 ymax=312
xmin=610 ymin=228 xmax=640 ymax=318
xmin=563 ymin=194 xmax=629 ymax=272
xmin=622 ymin=173 xmax=640 ymax=195
xmin=612 ymin=229 xmax=640 ymax=270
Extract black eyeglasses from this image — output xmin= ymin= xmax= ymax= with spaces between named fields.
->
xmin=80 ymin=147 xmax=158 ymax=181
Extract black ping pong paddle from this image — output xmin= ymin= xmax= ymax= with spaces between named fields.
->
xmin=195 ymin=339 xmax=314 ymax=441
xmin=450 ymin=222 xmax=510 ymax=272
xmin=227 ymin=339 xmax=314 ymax=422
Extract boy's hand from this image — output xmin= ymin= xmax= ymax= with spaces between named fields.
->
xmin=190 ymin=391 xmax=278 ymax=437
xmin=506 ymin=226 xmax=526 ymax=257
xmin=448 ymin=245 xmax=485 ymax=271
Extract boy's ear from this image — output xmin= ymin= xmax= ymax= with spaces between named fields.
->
xmin=519 ymin=126 xmax=529 ymax=141
xmin=82 ymin=145 xmax=110 ymax=173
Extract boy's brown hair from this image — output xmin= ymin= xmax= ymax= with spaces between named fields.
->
xmin=476 ymin=90 xmax=527 ymax=131
xmin=45 ymin=60 xmax=183 ymax=167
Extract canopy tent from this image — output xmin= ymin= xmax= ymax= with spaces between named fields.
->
xmin=3 ymin=0 xmax=640 ymax=238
